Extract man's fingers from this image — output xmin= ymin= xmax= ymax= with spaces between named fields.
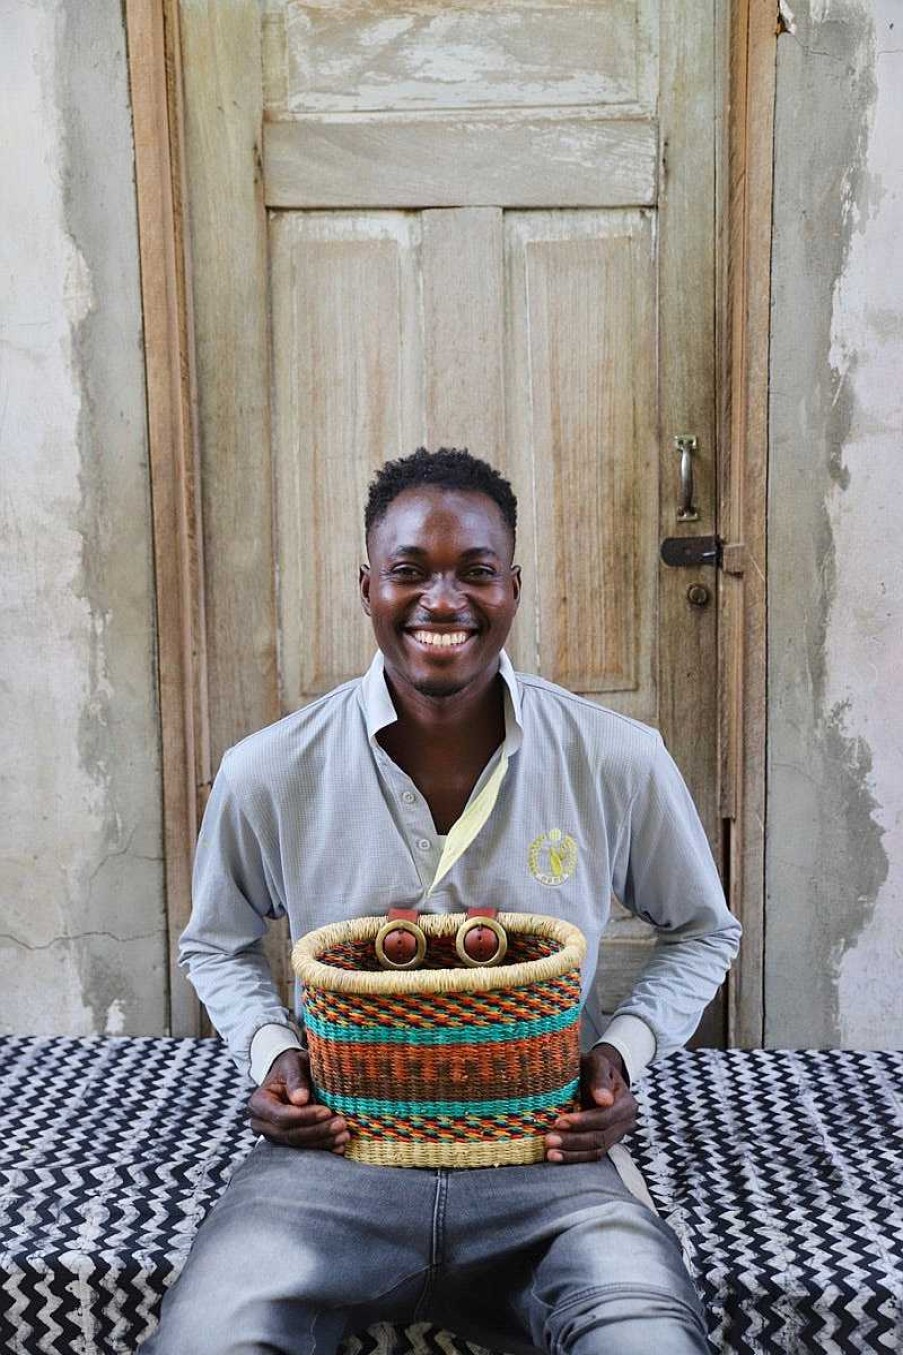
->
xmin=546 ymin=1130 xmax=609 ymax=1156
xmin=247 ymin=1050 xmax=351 ymax=1151
xmin=584 ymin=1052 xmax=618 ymax=1107
xmin=545 ymin=1089 xmax=638 ymax=1163
xmin=250 ymin=1115 xmax=350 ymax=1150
xmin=282 ymin=1059 xmax=312 ymax=1106
xmin=547 ymin=1146 xmax=609 ymax=1164
xmin=248 ymin=1087 xmax=346 ymax=1133
xmin=552 ymin=1101 xmax=636 ymax=1135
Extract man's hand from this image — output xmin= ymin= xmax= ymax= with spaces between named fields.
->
xmin=544 ymin=1043 xmax=637 ymax=1164
xmin=247 ymin=1048 xmax=349 ymax=1152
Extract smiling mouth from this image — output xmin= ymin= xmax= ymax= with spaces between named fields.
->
xmin=407 ymin=629 xmax=474 ymax=652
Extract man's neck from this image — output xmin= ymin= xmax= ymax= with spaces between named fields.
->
xmin=386 ymin=661 xmax=502 ymax=732
xmin=377 ymin=661 xmax=506 ymax=764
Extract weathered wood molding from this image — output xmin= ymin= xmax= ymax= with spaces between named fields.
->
xmin=264 ymin=114 xmax=658 ymax=209
xmin=177 ymin=0 xmax=288 ymax=1003
xmin=125 ymin=0 xmax=210 ymax=1035
xmin=717 ymin=0 xmax=777 ymax=1047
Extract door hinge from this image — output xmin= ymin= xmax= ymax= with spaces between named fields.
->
xmin=660 ymin=537 xmax=746 ymax=574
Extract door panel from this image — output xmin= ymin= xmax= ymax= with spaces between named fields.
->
xmin=421 ymin=209 xmax=505 ymax=463
xmin=267 ymin=0 xmax=654 ymax=114
xmin=505 ymin=211 xmax=657 ymax=715
xmin=271 ymin=213 xmax=423 ymax=707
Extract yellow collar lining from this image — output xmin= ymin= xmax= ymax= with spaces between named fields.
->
xmin=426 ymin=748 xmax=510 ymax=897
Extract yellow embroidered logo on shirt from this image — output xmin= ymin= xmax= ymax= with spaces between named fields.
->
xmin=528 ymin=828 xmax=577 ymax=886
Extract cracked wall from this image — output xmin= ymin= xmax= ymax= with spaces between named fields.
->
xmin=767 ymin=0 xmax=901 ymax=1045
xmin=0 ymin=0 xmax=166 ymax=1033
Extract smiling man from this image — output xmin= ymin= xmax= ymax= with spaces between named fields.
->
xmin=144 ymin=448 xmax=740 ymax=1355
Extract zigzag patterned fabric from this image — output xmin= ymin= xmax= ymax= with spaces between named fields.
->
xmin=0 ymin=1038 xmax=900 ymax=1353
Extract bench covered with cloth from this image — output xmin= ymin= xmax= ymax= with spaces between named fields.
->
xmin=0 ymin=1038 xmax=900 ymax=1354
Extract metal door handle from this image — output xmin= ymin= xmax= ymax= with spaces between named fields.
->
xmin=675 ymin=435 xmax=699 ymax=522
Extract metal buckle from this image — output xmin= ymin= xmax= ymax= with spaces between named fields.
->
xmin=375 ymin=917 xmax=428 ymax=970
xmin=454 ymin=915 xmax=508 ymax=968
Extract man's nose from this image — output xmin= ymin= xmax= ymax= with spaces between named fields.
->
xmin=422 ymin=574 xmax=464 ymax=611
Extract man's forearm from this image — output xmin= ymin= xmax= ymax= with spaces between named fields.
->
xmin=611 ymin=921 xmax=741 ymax=1069
xmin=179 ymin=935 xmax=293 ymax=1079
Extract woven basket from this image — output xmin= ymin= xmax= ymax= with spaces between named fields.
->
xmin=291 ymin=912 xmax=586 ymax=1168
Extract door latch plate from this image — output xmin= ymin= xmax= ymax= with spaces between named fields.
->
xmin=660 ymin=535 xmax=721 ymax=569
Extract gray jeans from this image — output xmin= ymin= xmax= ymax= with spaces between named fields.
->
xmin=141 ymin=1140 xmax=710 ymax=1355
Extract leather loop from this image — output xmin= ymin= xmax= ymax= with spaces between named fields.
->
xmin=455 ymin=908 xmax=508 ymax=968
xmin=375 ymin=910 xmax=427 ymax=970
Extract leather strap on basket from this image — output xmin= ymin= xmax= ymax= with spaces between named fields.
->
xmin=456 ymin=907 xmax=508 ymax=967
xmin=374 ymin=907 xmax=508 ymax=970
xmin=374 ymin=908 xmax=427 ymax=971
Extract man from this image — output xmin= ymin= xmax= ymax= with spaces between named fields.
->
xmin=144 ymin=448 xmax=740 ymax=1355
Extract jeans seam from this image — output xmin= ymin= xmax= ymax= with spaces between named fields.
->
xmin=412 ymin=1170 xmax=447 ymax=1320
xmin=365 ymin=1265 xmax=435 ymax=1309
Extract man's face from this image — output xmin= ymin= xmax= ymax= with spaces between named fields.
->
xmin=360 ymin=487 xmax=521 ymax=700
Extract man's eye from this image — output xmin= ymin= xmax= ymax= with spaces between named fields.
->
xmin=465 ymin=567 xmax=495 ymax=579
xmin=390 ymin=566 xmax=421 ymax=579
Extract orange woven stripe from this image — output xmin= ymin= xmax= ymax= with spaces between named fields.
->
xmin=307 ymin=1023 xmax=580 ymax=1102
xmin=303 ymin=972 xmax=581 ymax=1032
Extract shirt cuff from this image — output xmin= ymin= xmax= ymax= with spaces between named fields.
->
xmin=594 ymin=1014 xmax=657 ymax=1087
xmin=249 ymin=1023 xmax=304 ymax=1085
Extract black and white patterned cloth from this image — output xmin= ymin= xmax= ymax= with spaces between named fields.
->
xmin=0 ymin=1038 xmax=900 ymax=1354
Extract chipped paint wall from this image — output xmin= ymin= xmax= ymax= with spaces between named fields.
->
xmin=0 ymin=1 xmax=166 ymax=1033
xmin=767 ymin=0 xmax=902 ymax=1045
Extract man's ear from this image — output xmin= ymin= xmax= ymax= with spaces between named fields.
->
xmin=511 ymin=564 xmax=522 ymax=610
xmin=359 ymin=564 xmax=372 ymax=616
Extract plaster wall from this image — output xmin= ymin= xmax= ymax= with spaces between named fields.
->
xmin=0 ymin=0 xmax=166 ymax=1033
xmin=767 ymin=0 xmax=903 ymax=1045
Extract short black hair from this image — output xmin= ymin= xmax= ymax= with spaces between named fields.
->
xmin=364 ymin=447 xmax=517 ymax=546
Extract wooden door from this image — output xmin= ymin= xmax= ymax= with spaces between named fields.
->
xmin=177 ymin=0 xmax=723 ymax=1038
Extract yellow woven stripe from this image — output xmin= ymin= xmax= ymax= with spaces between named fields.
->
xmin=345 ymin=1135 xmax=546 ymax=1169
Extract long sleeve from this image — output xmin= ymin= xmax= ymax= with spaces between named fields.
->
xmin=179 ymin=760 xmax=298 ymax=1080
xmin=606 ymin=733 xmax=742 ymax=1077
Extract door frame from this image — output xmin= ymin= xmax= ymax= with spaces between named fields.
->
xmin=126 ymin=0 xmax=775 ymax=1043
xmin=126 ymin=0 xmax=210 ymax=1037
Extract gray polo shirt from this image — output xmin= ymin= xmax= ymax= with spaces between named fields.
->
xmin=181 ymin=651 xmax=741 ymax=1085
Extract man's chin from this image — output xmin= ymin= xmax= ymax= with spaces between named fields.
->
xmin=410 ymin=674 xmax=470 ymax=699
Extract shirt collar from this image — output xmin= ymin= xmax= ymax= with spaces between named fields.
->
xmin=359 ymin=649 xmax=523 ymax=755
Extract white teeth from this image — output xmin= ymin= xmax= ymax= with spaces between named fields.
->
xmin=412 ymin=631 xmax=470 ymax=648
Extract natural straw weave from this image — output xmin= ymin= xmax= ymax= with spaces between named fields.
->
xmin=292 ymin=913 xmax=586 ymax=1168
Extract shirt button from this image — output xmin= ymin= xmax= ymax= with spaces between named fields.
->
xmin=416 ymin=838 xmax=431 ymax=851
xmin=402 ymin=791 xmax=416 ymax=804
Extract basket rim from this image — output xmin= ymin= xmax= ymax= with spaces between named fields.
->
xmin=292 ymin=912 xmax=586 ymax=996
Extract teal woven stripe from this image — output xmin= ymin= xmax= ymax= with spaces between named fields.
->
xmin=315 ymin=1080 xmax=580 ymax=1119
xmin=303 ymin=1004 xmax=579 ymax=1046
